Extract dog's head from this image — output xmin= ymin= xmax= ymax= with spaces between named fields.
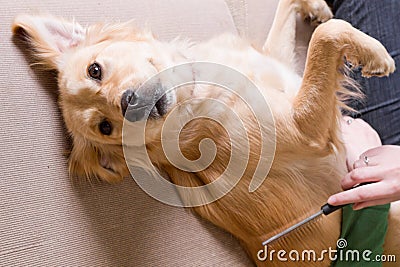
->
xmin=13 ymin=14 xmax=181 ymax=182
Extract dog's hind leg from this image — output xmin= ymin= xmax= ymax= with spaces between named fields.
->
xmin=263 ymin=0 xmax=332 ymax=68
xmin=292 ymin=19 xmax=395 ymax=148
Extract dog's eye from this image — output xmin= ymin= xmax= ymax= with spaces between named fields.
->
xmin=99 ymin=120 xmax=112 ymax=135
xmin=88 ymin=62 xmax=102 ymax=81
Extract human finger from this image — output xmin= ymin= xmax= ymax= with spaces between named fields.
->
xmin=352 ymin=155 xmax=377 ymax=169
xmin=327 ymin=182 xmax=387 ymax=206
xmin=340 ymin=167 xmax=382 ymax=190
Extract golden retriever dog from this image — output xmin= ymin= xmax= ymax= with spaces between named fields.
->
xmin=12 ymin=0 xmax=400 ymax=265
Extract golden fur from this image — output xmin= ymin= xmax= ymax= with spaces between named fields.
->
xmin=12 ymin=0 xmax=400 ymax=265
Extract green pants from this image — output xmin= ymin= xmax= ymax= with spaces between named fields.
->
xmin=331 ymin=204 xmax=390 ymax=267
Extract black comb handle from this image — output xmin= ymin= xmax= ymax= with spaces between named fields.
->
xmin=320 ymin=182 xmax=374 ymax=216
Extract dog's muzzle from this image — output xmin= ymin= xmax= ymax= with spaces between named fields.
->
xmin=121 ymin=82 xmax=169 ymax=122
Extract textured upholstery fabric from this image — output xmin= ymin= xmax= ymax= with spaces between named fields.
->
xmin=0 ymin=0 xmax=311 ymax=266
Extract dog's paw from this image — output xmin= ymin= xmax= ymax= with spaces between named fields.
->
xmin=359 ymin=48 xmax=396 ymax=78
xmin=345 ymin=35 xmax=396 ymax=78
xmin=295 ymin=0 xmax=333 ymax=25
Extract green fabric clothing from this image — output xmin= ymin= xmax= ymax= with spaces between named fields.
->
xmin=331 ymin=204 xmax=391 ymax=267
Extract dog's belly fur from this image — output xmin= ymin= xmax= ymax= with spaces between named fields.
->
xmin=152 ymin=33 xmax=400 ymax=267
xmin=188 ymin=34 xmax=301 ymax=105
xmin=147 ymin=33 xmax=345 ymax=266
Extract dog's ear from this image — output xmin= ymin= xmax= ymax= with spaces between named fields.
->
xmin=12 ymin=14 xmax=85 ymax=69
xmin=68 ymin=136 xmax=128 ymax=183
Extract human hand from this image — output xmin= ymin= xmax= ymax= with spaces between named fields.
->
xmin=328 ymin=145 xmax=400 ymax=210
xmin=340 ymin=116 xmax=381 ymax=171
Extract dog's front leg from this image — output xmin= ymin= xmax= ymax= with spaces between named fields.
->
xmin=263 ymin=0 xmax=332 ymax=67
xmin=292 ymin=19 xmax=395 ymax=148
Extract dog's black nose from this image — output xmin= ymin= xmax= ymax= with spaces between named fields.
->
xmin=121 ymin=89 xmax=138 ymax=116
xmin=121 ymin=82 xmax=166 ymax=122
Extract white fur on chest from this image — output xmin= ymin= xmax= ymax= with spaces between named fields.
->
xmin=183 ymin=34 xmax=302 ymax=116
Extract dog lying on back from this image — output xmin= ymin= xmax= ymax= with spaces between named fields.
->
xmin=13 ymin=0 xmax=400 ymax=265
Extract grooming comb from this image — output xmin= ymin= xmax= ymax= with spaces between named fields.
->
xmin=262 ymin=182 xmax=372 ymax=246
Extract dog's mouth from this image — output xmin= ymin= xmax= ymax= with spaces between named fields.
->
xmin=100 ymin=156 xmax=116 ymax=173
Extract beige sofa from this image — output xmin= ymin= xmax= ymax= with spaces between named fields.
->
xmin=0 ymin=1 xmax=313 ymax=266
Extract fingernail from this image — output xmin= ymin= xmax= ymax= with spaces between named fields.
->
xmin=327 ymin=196 xmax=336 ymax=204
